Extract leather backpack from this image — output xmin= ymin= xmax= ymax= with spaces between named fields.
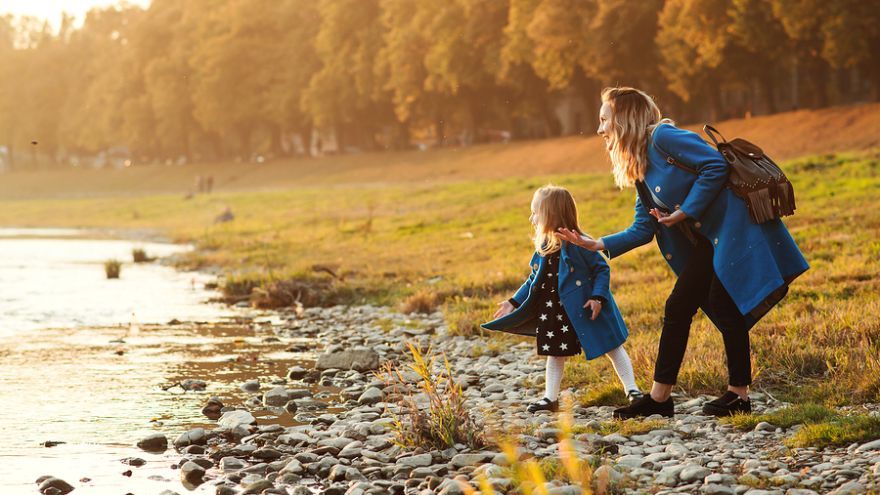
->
xmin=654 ymin=124 xmax=796 ymax=224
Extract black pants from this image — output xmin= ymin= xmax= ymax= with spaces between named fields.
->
xmin=654 ymin=234 xmax=752 ymax=387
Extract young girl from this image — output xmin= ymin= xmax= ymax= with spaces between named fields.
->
xmin=482 ymin=185 xmax=642 ymax=412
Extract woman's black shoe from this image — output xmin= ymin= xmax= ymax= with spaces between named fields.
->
xmin=527 ymin=397 xmax=559 ymax=413
xmin=612 ymin=394 xmax=674 ymax=419
xmin=702 ymin=391 xmax=751 ymax=417
xmin=626 ymin=389 xmax=644 ymax=404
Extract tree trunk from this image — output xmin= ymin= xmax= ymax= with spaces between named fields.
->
xmin=434 ymin=113 xmax=446 ymax=147
xmin=759 ymin=73 xmax=777 ymax=114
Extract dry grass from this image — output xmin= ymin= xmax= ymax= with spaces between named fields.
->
xmin=104 ymin=259 xmax=121 ymax=279
xmin=0 ymin=108 xmax=877 ymax=405
xmin=0 ymin=103 xmax=877 ymax=201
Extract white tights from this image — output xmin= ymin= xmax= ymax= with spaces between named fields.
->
xmin=543 ymin=345 xmax=640 ymax=401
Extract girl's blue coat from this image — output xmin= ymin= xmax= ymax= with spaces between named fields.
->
xmin=481 ymin=242 xmax=628 ymax=360
xmin=601 ymin=123 xmax=809 ymax=328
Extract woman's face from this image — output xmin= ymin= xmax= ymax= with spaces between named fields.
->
xmin=597 ymin=102 xmax=613 ymax=152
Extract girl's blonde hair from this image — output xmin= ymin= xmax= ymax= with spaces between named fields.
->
xmin=531 ymin=185 xmax=582 ymax=256
xmin=601 ymin=87 xmax=674 ymax=188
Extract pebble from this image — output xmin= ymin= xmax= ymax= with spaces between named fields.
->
xmin=136 ymin=433 xmax=168 ymax=452
xmin=153 ymin=305 xmax=880 ymax=495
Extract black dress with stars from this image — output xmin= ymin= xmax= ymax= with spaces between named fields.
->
xmin=529 ymin=251 xmax=580 ymax=357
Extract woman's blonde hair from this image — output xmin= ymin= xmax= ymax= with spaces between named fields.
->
xmin=531 ymin=185 xmax=582 ymax=256
xmin=601 ymin=87 xmax=673 ymax=188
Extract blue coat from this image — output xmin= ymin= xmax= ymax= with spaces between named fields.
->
xmin=481 ymin=242 xmax=628 ymax=360
xmin=601 ymin=123 xmax=809 ymax=329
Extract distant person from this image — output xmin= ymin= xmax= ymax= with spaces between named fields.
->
xmin=482 ymin=185 xmax=643 ymax=413
xmin=194 ymin=175 xmax=204 ymax=194
xmin=205 ymin=176 xmax=214 ymax=194
xmin=557 ymin=87 xmax=809 ymax=419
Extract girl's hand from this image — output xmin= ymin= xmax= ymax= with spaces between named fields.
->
xmin=583 ymin=299 xmax=602 ymax=320
xmin=556 ymin=228 xmax=605 ymax=251
xmin=649 ymin=208 xmax=687 ymax=227
xmin=494 ymin=300 xmax=515 ymax=319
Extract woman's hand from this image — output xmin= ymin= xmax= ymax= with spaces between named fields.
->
xmin=556 ymin=228 xmax=605 ymax=252
xmin=494 ymin=300 xmax=515 ymax=319
xmin=583 ymin=299 xmax=602 ymax=320
xmin=649 ymin=208 xmax=687 ymax=227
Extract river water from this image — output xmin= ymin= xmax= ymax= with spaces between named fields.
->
xmin=0 ymin=229 xmax=300 ymax=493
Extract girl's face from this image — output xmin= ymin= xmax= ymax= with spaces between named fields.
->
xmin=597 ymin=102 xmax=613 ymax=152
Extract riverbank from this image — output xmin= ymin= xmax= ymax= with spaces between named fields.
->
xmin=2 ymin=149 xmax=879 ymax=408
xmin=101 ymin=305 xmax=880 ymax=495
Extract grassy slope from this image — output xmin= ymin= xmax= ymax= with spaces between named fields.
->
xmin=0 ymin=104 xmax=878 ymax=405
xmin=1 ymin=102 xmax=878 ymax=200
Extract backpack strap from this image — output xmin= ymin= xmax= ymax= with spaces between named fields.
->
xmin=702 ymin=124 xmax=727 ymax=147
xmin=651 ymin=136 xmax=697 ymax=175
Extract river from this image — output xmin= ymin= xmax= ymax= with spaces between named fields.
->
xmin=0 ymin=229 xmax=298 ymax=494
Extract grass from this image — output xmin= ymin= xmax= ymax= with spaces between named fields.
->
xmin=381 ymin=343 xmax=486 ymax=450
xmin=0 ymin=130 xmax=878 ymax=405
xmin=104 ymin=259 xmax=121 ymax=279
xmin=722 ymin=403 xmax=880 ymax=448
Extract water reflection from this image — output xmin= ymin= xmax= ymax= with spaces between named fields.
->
xmin=0 ymin=231 xmax=313 ymax=493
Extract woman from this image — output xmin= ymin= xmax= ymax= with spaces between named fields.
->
xmin=557 ymin=87 xmax=809 ymax=418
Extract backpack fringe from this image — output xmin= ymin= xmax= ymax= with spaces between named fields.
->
xmin=747 ymin=188 xmax=775 ymax=224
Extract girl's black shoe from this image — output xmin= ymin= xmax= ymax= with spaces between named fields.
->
xmin=612 ymin=394 xmax=674 ymax=419
xmin=527 ymin=397 xmax=559 ymax=413
xmin=626 ymin=389 xmax=645 ymax=404
xmin=702 ymin=391 xmax=751 ymax=417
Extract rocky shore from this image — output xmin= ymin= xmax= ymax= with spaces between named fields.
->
xmin=39 ymin=305 xmax=880 ymax=495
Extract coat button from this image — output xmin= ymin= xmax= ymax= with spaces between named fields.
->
xmin=714 ymin=238 xmax=719 ymax=245
xmin=533 ymin=263 xmax=538 ymax=270
xmin=665 ymin=253 xmax=672 ymax=260
xmin=575 ymin=280 xmax=582 ymax=286
xmin=655 ymin=186 xmax=661 ymax=193
xmin=694 ymin=222 xmax=702 ymax=228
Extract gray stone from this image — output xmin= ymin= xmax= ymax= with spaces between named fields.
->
xmin=358 ymin=387 xmax=383 ymax=405
xmin=754 ymin=422 xmax=777 ymax=433
xmin=829 ymin=482 xmax=866 ymax=495
xmin=702 ymin=484 xmax=736 ymax=495
xmin=785 ymin=490 xmax=819 ymax=495
xmin=855 ymin=439 xmax=880 ymax=452
xmin=593 ymin=465 xmax=624 ymax=483
xmin=288 ymin=366 xmax=308 ymax=379
xmin=180 ymin=379 xmax=206 ymax=391
xmin=680 ymin=465 xmax=712 ymax=482
xmin=242 ymin=479 xmax=274 ymax=494
xmin=547 ymin=485 xmax=581 ymax=495
xmin=240 ymin=379 xmax=261 ymax=392
xmin=179 ymin=461 xmax=205 ymax=486
xmin=617 ymin=454 xmax=649 ymax=469
xmin=37 ymin=477 xmax=74 ymax=495
xmin=263 ymin=386 xmax=290 ymax=407
xmin=218 ymin=410 xmax=256 ymax=428
xmin=136 ymin=433 xmax=167 ymax=452
xmin=219 ymin=457 xmax=248 ymax=472
xmin=450 ymin=452 xmax=495 ymax=468
xmin=173 ymin=428 xmax=207 ymax=449
xmin=397 ymin=453 xmax=432 ymax=467
xmin=315 ymin=349 xmax=380 ymax=371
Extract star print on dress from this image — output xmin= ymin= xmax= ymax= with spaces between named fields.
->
xmin=546 ymin=331 xmax=554 ymax=338
xmin=556 ymin=315 xmax=563 ymax=321
xmin=542 ymin=344 xmax=550 ymax=351
xmin=545 ymin=300 xmax=553 ymax=307
xmin=561 ymin=325 xmax=569 ymax=333
xmin=560 ymin=343 xmax=568 ymax=350
xmin=539 ymin=314 xmax=548 ymax=321
xmin=547 ymin=272 xmax=553 ymax=277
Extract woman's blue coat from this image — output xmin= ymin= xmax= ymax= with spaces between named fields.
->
xmin=600 ymin=123 xmax=809 ymax=329
xmin=481 ymin=242 xmax=628 ymax=360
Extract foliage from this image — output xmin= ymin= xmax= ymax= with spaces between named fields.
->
xmin=1 ymin=1 xmax=878 ymax=168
